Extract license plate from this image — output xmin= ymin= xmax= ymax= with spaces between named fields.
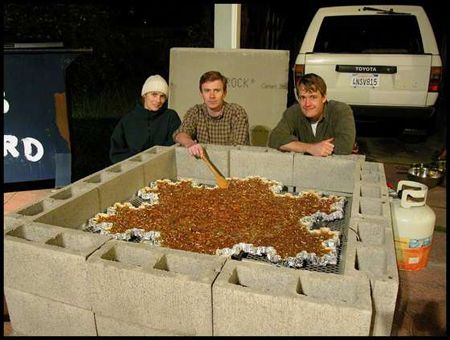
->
xmin=351 ymin=74 xmax=380 ymax=88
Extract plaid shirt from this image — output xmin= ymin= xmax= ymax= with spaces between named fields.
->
xmin=173 ymin=102 xmax=250 ymax=145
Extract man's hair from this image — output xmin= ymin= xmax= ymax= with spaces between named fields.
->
xmin=297 ymin=73 xmax=327 ymax=96
xmin=199 ymin=71 xmax=227 ymax=92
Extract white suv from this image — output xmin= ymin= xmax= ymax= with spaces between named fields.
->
xmin=293 ymin=5 xmax=443 ymax=137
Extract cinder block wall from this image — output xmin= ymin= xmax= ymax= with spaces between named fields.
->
xmin=3 ymin=145 xmax=398 ymax=336
xmin=213 ymin=260 xmax=372 ymax=336
xmin=88 ymin=240 xmax=226 ymax=336
xmin=4 ymin=222 xmax=111 ymax=335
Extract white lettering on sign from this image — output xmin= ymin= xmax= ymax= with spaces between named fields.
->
xmin=4 ymin=135 xmax=19 ymax=158
xmin=4 ymin=135 xmax=45 ymax=162
xmin=355 ymin=66 xmax=377 ymax=72
xmin=4 ymin=92 xmax=46 ymax=163
xmin=4 ymin=92 xmax=9 ymax=114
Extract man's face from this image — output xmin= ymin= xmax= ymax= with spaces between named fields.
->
xmin=298 ymin=85 xmax=327 ymax=122
xmin=200 ymin=80 xmax=226 ymax=112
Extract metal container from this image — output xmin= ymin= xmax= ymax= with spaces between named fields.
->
xmin=407 ymin=163 xmax=444 ymax=188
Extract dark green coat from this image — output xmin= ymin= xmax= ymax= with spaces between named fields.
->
xmin=268 ymin=100 xmax=356 ymax=155
xmin=109 ymin=101 xmax=181 ymax=163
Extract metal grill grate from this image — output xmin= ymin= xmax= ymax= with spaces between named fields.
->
xmin=129 ymin=196 xmax=145 ymax=207
xmin=240 ymin=197 xmax=352 ymax=274
xmin=127 ymin=192 xmax=353 ymax=274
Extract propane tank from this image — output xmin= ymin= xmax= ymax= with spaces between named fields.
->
xmin=390 ymin=180 xmax=436 ymax=271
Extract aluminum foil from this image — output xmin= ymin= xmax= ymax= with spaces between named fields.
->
xmin=215 ymin=237 xmax=339 ymax=268
xmin=137 ymin=189 xmax=159 ymax=203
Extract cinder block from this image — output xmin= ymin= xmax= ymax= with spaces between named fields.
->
xmin=213 ymin=260 xmax=372 ymax=336
xmin=357 ymin=221 xmax=386 ymax=246
xmin=140 ymin=146 xmax=178 ymax=184
xmin=361 ymin=161 xmax=384 ymax=172
xmin=4 ymin=222 xmax=111 ymax=309
xmin=361 ymin=162 xmax=386 ymax=185
xmin=293 ymin=154 xmax=358 ymax=193
xmin=175 ymin=145 xmax=229 ymax=183
xmin=14 ymin=198 xmax=57 ymax=220
xmin=360 ymin=182 xmax=389 ymax=200
xmin=339 ymin=154 xmax=366 ymax=164
xmin=354 ymin=221 xmax=397 ymax=280
xmin=50 ymin=180 xmax=98 ymax=198
xmin=340 ymin=217 xmax=360 ymax=275
xmin=96 ymin=163 xmax=145 ymax=210
xmin=87 ymin=240 xmax=225 ymax=336
xmin=3 ymin=214 xmax=27 ymax=234
xmin=337 ymin=213 xmax=399 ymax=337
xmin=360 ymin=171 xmax=381 ymax=183
xmin=5 ymin=287 xmax=97 ymax=336
xmin=369 ymin=274 xmax=399 ymax=336
xmin=353 ymin=217 xmax=399 ymax=336
xmin=95 ymin=313 xmax=192 ymax=336
xmin=238 ymin=145 xmax=271 ymax=152
xmin=229 ymin=148 xmax=294 ymax=185
xmin=11 ymin=181 xmax=101 ymax=230
xmin=358 ymin=197 xmax=391 ymax=220
xmin=34 ymin=188 xmax=100 ymax=229
xmin=356 ymin=245 xmax=388 ymax=276
xmin=115 ymin=145 xmax=172 ymax=164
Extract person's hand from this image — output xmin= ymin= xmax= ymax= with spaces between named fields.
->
xmin=308 ymin=138 xmax=334 ymax=157
xmin=186 ymin=142 xmax=204 ymax=158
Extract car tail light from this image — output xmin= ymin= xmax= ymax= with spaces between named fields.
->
xmin=293 ymin=64 xmax=305 ymax=86
xmin=428 ymin=66 xmax=442 ymax=92
xmin=293 ymin=64 xmax=305 ymax=100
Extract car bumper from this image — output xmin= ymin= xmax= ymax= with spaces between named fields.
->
xmin=350 ymin=105 xmax=435 ymax=120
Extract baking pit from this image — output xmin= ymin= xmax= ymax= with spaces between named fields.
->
xmin=4 ymin=145 xmax=398 ymax=336
xmin=84 ymin=179 xmax=353 ymax=274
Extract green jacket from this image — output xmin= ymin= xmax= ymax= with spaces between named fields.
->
xmin=268 ymin=100 xmax=356 ymax=155
xmin=110 ymin=101 xmax=181 ymax=163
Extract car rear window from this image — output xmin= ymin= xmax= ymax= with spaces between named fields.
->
xmin=313 ymin=15 xmax=424 ymax=54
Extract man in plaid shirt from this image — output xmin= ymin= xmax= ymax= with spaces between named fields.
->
xmin=173 ymin=71 xmax=250 ymax=158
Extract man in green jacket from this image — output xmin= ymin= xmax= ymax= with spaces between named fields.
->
xmin=269 ymin=73 xmax=356 ymax=156
xmin=109 ymin=75 xmax=181 ymax=163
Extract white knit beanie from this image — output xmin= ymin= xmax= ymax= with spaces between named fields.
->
xmin=141 ymin=75 xmax=169 ymax=97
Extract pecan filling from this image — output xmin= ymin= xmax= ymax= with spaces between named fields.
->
xmin=95 ymin=177 xmax=343 ymax=258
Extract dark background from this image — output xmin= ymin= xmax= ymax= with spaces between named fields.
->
xmin=4 ymin=0 xmax=448 ymax=186
xmin=5 ymin=0 xmax=448 ymax=106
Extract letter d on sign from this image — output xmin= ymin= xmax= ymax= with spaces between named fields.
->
xmin=22 ymin=137 xmax=44 ymax=162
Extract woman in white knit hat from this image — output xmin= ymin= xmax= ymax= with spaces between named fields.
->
xmin=109 ymin=75 xmax=181 ymax=163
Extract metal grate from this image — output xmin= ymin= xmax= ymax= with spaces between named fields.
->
xmin=233 ymin=195 xmax=352 ymax=274
xmin=126 ymin=192 xmax=353 ymax=275
xmin=129 ymin=196 xmax=145 ymax=208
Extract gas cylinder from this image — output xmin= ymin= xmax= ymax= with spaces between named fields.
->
xmin=390 ymin=180 xmax=436 ymax=271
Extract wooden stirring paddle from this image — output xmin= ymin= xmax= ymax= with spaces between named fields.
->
xmin=200 ymin=153 xmax=229 ymax=189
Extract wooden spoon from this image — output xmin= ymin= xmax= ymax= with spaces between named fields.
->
xmin=201 ymin=154 xmax=229 ymax=189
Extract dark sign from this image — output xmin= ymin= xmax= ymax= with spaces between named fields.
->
xmin=3 ymin=46 xmax=88 ymax=185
